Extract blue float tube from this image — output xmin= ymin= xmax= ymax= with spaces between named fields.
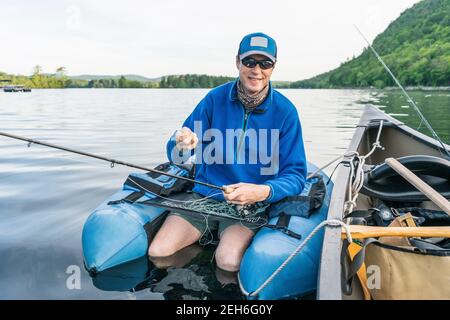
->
xmin=83 ymin=160 xmax=332 ymax=297
xmin=83 ymin=163 xmax=193 ymax=274
xmin=82 ymin=190 xmax=167 ymax=274
xmin=238 ymin=163 xmax=333 ymax=299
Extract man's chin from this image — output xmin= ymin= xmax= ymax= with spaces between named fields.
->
xmin=243 ymin=83 xmax=263 ymax=94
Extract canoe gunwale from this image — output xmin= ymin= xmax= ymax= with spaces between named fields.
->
xmin=316 ymin=118 xmax=366 ymax=300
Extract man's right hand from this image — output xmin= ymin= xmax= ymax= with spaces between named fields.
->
xmin=175 ymin=127 xmax=199 ymax=151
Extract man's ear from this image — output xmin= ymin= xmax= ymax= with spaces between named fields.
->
xmin=236 ymin=56 xmax=241 ymax=70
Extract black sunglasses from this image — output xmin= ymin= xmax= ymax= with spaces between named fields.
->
xmin=241 ymin=57 xmax=275 ymax=70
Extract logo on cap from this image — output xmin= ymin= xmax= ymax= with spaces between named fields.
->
xmin=250 ymin=36 xmax=268 ymax=48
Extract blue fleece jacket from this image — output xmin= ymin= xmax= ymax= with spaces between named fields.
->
xmin=166 ymin=80 xmax=307 ymax=203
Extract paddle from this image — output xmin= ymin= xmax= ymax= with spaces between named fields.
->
xmin=341 ymin=225 xmax=450 ymax=240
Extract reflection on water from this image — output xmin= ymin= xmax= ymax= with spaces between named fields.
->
xmin=0 ymin=88 xmax=447 ymax=299
xmin=92 ymin=245 xmax=243 ymax=300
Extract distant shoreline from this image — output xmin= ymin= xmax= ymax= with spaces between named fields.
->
xmin=383 ymin=86 xmax=450 ymax=91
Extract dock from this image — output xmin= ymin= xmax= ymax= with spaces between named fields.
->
xmin=2 ymin=85 xmax=32 ymax=92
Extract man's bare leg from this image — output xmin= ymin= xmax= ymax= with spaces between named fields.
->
xmin=149 ymin=243 xmax=203 ymax=269
xmin=215 ymin=267 xmax=238 ymax=286
xmin=214 ymin=224 xmax=254 ymax=272
xmin=148 ymin=215 xmax=202 ymax=258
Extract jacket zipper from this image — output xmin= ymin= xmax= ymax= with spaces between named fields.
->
xmin=235 ymin=108 xmax=251 ymax=161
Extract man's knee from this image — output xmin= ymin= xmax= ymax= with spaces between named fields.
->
xmin=215 ymin=248 xmax=242 ymax=272
xmin=148 ymin=240 xmax=177 ymax=258
xmin=147 ymin=214 xmax=202 ymax=258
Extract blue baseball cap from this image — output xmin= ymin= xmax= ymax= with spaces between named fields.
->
xmin=238 ymin=32 xmax=277 ymax=62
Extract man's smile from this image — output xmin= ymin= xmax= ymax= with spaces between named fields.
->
xmin=248 ymin=76 xmax=264 ymax=85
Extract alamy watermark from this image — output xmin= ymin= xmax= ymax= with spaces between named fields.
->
xmin=366 ymin=264 xmax=381 ymax=290
xmin=66 ymin=2 xmax=81 ymax=30
xmin=170 ymin=121 xmax=280 ymax=176
xmin=66 ymin=265 xmax=81 ymax=290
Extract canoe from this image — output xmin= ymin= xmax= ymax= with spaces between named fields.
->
xmin=317 ymin=105 xmax=450 ymax=300
xmin=82 ymin=162 xmax=333 ymax=299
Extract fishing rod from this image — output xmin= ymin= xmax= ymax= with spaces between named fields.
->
xmin=0 ymin=131 xmax=228 ymax=192
xmin=354 ymin=25 xmax=450 ymax=158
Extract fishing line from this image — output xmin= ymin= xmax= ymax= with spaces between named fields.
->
xmin=127 ymin=177 xmax=268 ymax=223
xmin=127 ymin=176 xmax=268 ymax=245
xmin=0 ymin=131 xmax=227 ymax=191
xmin=354 ymin=25 xmax=450 ymax=159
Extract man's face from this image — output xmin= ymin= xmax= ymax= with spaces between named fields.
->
xmin=236 ymin=54 xmax=275 ymax=94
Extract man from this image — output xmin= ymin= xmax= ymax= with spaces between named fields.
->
xmin=148 ymin=32 xmax=307 ymax=272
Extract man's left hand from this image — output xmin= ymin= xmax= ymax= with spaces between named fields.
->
xmin=223 ymin=183 xmax=271 ymax=205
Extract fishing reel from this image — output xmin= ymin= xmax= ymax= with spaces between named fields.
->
xmin=235 ymin=203 xmax=270 ymax=218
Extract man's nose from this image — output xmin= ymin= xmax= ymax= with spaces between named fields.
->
xmin=250 ymin=64 xmax=262 ymax=73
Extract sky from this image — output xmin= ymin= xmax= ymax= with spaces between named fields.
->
xmin=0 ymin=0 xmax=422 ymax=81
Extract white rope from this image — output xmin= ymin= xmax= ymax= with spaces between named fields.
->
xmin=344 ymin=120 xmax=384 ymax=214
xmin=308 ymin=120 xmax=384 ymax=205
xmin=241 ymin=219 xmax=352 ymax=298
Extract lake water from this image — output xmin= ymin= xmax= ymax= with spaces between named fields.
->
xmin=0 ymin=88 xmax=448 ymax=299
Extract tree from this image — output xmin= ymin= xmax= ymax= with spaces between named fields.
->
xmin=56 ymin=66 xmax=67 ymax=77
xmin=289 ymin=0 xmax=450 ymax=88
xmin=118 ymin=76 xmax=126 ymax=88
xmin=32 ymin=65 xmax=43 ymax=76
xmin=31 ymin=65 xmax=44 ymax=87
